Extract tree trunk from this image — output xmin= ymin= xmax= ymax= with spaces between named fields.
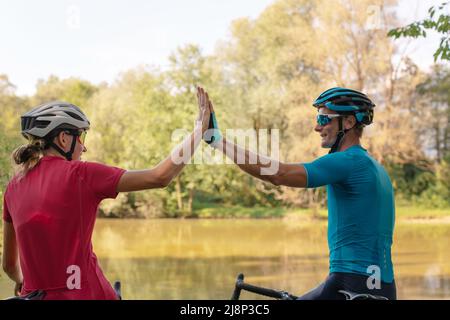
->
xmin=175 ymin=176 xmax=183 ymax=212
xmin=187 ymin=187 xmax=195 ymax=215
xmin=435 ymin=122 xmax=441 ymax=161
xmin=443 ymin=120 xmax=449 ymax=156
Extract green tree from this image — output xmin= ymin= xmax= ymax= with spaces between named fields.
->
xmin=215 ymin=0 xmax=428 ymax=208
xmin=388 ymin=1 xmax=450 ymax=61
xmin=165 ymin=45 xmax=248 ymax=215
xmin=216 ymin=0 xmax=322 ymax=208
xmin=416 ymin=64 xmax=450 ymax=161
xmin=0 ymin=75 xmax=27 ymax=197
xmin=87 ymin=67 xmax=173 ymax=218
xmin=31 ymin=75 xmax=99 ymax=120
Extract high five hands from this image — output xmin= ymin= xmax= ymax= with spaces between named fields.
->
xmin=196 ymin=86 xmax=211 ymax=134
xmin=196 ymin=86 xmax=222 ymax=146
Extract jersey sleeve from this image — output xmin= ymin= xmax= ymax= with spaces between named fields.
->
xmin=76 ymin=161 xmax=126 ymax=201
xmin=2 ymin=187 xmax=12 ymax=223
xmin=303 ymin=151 xmax=354 ymax=188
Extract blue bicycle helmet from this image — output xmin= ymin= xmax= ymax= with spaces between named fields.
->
xmin=313 ymin=87 xmax=375 ymax=125
xmin=312 ymin=87 xmax=376 ymax=153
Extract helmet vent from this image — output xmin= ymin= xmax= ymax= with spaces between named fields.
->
xmin=65 ymin=111 xmax=84 ymax=121
xmin=35 ymin=120 xmax=51 ymax=128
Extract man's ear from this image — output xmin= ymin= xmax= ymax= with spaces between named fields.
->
xmin=344 ymin=115 xmax=356 ymax=130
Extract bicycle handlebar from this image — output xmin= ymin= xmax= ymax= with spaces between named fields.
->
xmin=231 ymin=274 xmax=298 ymax=300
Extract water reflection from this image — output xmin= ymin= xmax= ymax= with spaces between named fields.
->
xmin=1 ymin=219 xmax=449 ymax=299
xmin=91 ymin=219 xmax=450 ymax=300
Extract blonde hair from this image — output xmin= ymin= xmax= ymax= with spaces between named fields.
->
xmin=12 ymin=136 xmax=48 ymax=178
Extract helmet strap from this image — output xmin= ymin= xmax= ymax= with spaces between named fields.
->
xmin=329 ymin=117 xmax=349 ymax=154
xmin=49 ymin=134 xmax=77 ymax=161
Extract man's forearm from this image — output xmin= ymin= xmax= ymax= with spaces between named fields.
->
xmin=214 ymin=138 xmax=280 ymax=183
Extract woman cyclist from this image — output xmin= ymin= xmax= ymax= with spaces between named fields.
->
xmin=2 ymin=87 xmax=212 ymax=300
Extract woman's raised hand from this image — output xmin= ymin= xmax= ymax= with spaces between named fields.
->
xmin=196 ymin=86 xmax=211 ymax=134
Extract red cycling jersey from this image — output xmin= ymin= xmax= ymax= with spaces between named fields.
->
xmin=3 ymin=156 xmax=126 ymax=300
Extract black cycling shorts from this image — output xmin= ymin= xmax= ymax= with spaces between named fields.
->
xmin=297 ymin=272 xmax=396 ymax=300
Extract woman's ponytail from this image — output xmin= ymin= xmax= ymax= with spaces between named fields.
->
xmin=12 ymin=137 xmax=47 ymax=177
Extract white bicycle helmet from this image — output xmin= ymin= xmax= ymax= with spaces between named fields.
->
xmin=21 ymin=101 xmax=90 ymax=138
xmin=21 ymin=101 xmax=90 ymax=160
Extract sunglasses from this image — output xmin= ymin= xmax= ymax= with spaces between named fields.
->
xmin=64 ymin=129 xmax=87 ymax=145
xmin=316 ymin=114 xmax=342 ymax=126
xmin=78 ymin=130 xmax=87 ymax=145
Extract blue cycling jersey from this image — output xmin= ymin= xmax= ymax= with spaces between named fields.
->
xmin=303 ymin=145 xmax=395 ymax=283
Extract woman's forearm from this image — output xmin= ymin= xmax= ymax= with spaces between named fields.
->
xmin=154 ymin=121 xmax=203 ymax=184
xmin=117 ymin=122 xmax=204 ymax=192
xmin=118 ymin=87 xmax=210 ymax=193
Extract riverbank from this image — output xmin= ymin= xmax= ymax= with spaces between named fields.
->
xmin=193 ymin=204 xmax=450 ymax=221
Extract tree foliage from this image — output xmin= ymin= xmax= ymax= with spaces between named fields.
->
xmin=1 ymin=0 xmax=448 ymax=216
xmin=388 ymin=1 xmax=450 ymax=61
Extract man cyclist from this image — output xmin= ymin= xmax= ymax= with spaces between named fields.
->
xmin=203 ymin=87 xmax=396 ymax=300
xmin=1 ymin=87 xmax=211 ymax=299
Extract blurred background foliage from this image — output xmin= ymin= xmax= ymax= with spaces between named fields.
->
xmin=1 ymin=0 xmax=449 ymax=218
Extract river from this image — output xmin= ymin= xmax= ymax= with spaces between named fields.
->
xmin=1 ymin=219 xmax=449 ymax=299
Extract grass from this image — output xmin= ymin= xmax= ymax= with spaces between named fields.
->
xmin=193 ymin=203 xmax=449 ymax=220
xmin=395 ymin=206 xmax=450 ymax=220
xmin=194 ymin=202 xmax=325 ymax=219
xmin=194 ymin=203 xmax=286 ymax=218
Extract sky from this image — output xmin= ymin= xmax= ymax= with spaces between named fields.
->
xmin=0 ymin=0 xmax=447 ymax=95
